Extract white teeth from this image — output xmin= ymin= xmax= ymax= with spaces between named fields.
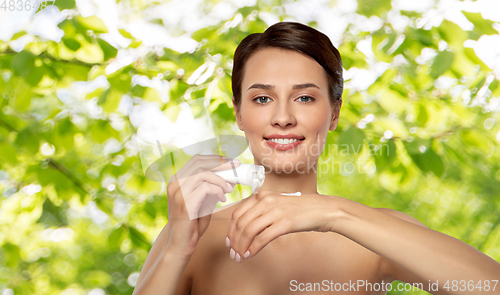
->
xmin=267 ymin=138 xmax=300 ymax=144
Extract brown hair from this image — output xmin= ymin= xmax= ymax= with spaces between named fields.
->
xmin=231 ymin=21 xmax=343 ymax=109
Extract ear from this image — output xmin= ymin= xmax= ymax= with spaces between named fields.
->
xmin=329 ymin=98 xmax=342 ymax=131
xmin=232 ymin=96 xmax=244 ymax=131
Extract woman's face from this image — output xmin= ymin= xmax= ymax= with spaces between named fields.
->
xmin=233 ymin=48 xmax=341 ymax=173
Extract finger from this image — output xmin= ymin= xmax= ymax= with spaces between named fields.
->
xmin=230 ymin=196 xmax=276 ymax=256
xmin=185 ymin=182 xmax=225 ymax=219
xmin=177 ymin=155 xmax=240 ymax=179
xmin=233 ymin=207 xmax=277 ymax=262
xmin=198 ymin=191 xmax=222 ymax=218
xmin=226 ymin=190 xmax=276 ymax=246
xmin=190 ymin=183 xmax=225 ymax=220
xmin=228 ymin=189 xmax=276 ymax=218
xmin=209 ymin=157 xmax=241 ymax=172
xmin=245 ymin=216 xmax=292 ymax=260
xmin=179 ymin=170 xmax=234 ymax=196
xmin=226 ymin=195 xmax=259 ymax=247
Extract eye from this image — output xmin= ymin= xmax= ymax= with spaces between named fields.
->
xmin=252 ymin=96 xmax=272 ymax=104
xmin=296 ymin=96 xmax=315 ymax=103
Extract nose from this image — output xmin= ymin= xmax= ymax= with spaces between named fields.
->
xmin=271 ymin=99 xmax=297 ymax=128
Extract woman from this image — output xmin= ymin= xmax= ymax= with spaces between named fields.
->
xmin=132 ymin=22 xmax=500 ymax=295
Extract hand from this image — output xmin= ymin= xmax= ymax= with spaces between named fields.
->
xmin=225 ymin=189 xmax=335 ymax=263
xmin=164 ymin=154 xmax=239 ymax=260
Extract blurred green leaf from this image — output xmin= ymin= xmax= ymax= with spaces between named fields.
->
xmin=462 ymin=11 xmax=498 ymax=35
xmin=97 ymin=38 xmax=118 ymax=61
xmin=54 ymin=0 xmax=76 ymax=10
xmin=417 ymin=104 xmax=428 ymax=126
xmin=118 ymin=28 xmax=143 ymax=48
xmin=76 ymin=15 xmax=109 ymax=33
xmin=62 ymin=37 xmax=81 ymax=51
xmin=214 ymin=102 xmax=235 ymax=121
xmin=437 ymin=20 xmax=467 ymax=47
xmin=108 ymin=72 xmax=131 ymax=93
xmin=131 ymin=85 xmax=147 ymax=97
xmin=12 ymin=50 xmax=35 ymax=77
xmin=60 ymin=63 xmax=91 ymax=81
xmin=372 ymin=140 xmax=396 ymax=171
xmin=0 ymin=142 xmax=18 ymax=165
xmin=11 ymin=31 xmax=26 ymax=41
xmin=338 ymin=126 xmax=365 ymax=156
xmin=192 ymin=27 xmax=217 ymax=42
xmin=464 ymin=47 xmax=491 ymax=70
xmin=36 ymin=196 xmax=68 ymax=227
xmin=51 ymin=117 xmax=76 ymax=151
xmin=7 ymin=76 xmax=32 ymax=111
xmin=82 ymin=270 xmax=111 ymax=288
xmin=108 ymin=225 xmax=125 ymax=250
xmin=406 ymin=141 xmax=445 ymax=177
xmin=357 ymin=0 xmax=391 ymax=17
xmin=430 ymin=50 xmax=454 ymax=78
xmin=95 ymin=194 xmax=114 ymax=216
xmin=98 ymin=88 xmax=122 ymax=113
xmin=14 ymin=128 xmax=40 ymax=156
xmin=90 ymin=119 xmax=120 ymax=143
xmin=25 ymin=64 xmax=46 ymax=86
xmin=129 ymin=226 xmax=150 ymax=249
xmin=1 ymin=243 xmax=21 ymax=268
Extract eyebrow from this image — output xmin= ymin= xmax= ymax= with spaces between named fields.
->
xmin=247 ymin=83 xmax=320 ymax=91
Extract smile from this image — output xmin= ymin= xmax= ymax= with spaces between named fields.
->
xmin=266 ymin=138 xmax=302 ymax=144
xmin=263 ymin=137 xmax=305 ymax=151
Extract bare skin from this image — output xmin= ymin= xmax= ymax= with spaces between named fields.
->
xmin=133 ymin=48 xmax=500 ymax=295
xmin=177 ymin=198 xmax=404 ymax=295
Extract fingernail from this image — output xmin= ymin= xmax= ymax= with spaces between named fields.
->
xmin=233 ymin=159 xmax=240 ymax=164
xmin=244 ymin=250 xmax=250 ymax=259
xmin=225 ymin=236 xmax=230 ymax=247
xmin=230 ymin=248 xmax=235 ymax=259
xmin=235 ymin=253 xmax=241 ymax=263
xmin=226 ymin=182 xmax=233 ymax=191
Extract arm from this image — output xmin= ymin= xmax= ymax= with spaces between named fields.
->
xmin=374 ymin=208 xmax=431 ymax=287
xmin=132 ymin=154 xmax=236 ymax=294
xmin=132 ymin=225 xmax=192 ymax=295
xmin=227 ymin=190 xmax=500 ymax=294
xmin=332 ymin=199 xmax=500 ymax=294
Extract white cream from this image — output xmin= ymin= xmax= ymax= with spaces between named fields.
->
xmin=281 ymin=191 xmax=301 ymax=196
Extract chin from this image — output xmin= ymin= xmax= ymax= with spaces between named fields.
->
xmin=257 ymin=155 xmax=316 ymax=174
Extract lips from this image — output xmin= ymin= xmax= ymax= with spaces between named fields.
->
xmin=264 ymin=138 xmax=304 ymax=144
xmin=263 ymin=134 xmax=305 ymax=151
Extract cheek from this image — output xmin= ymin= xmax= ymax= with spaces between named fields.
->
xmin=298 ymin=110 xmax=331 ymax=156
xmin=299 ymin=108 xmax=331 ymax=134
xmin=240 ymin=109 xmax=268 ymax=135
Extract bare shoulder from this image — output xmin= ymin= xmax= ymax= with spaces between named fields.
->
xmin=374 ymin=208 xmax=428 ymax=228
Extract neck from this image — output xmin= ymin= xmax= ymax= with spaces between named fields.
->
xmin=255 ymin=161 xmax=319 ymax=195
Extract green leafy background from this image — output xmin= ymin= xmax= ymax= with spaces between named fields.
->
xmin=1 ymin=0 xmax=500 ymax=294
